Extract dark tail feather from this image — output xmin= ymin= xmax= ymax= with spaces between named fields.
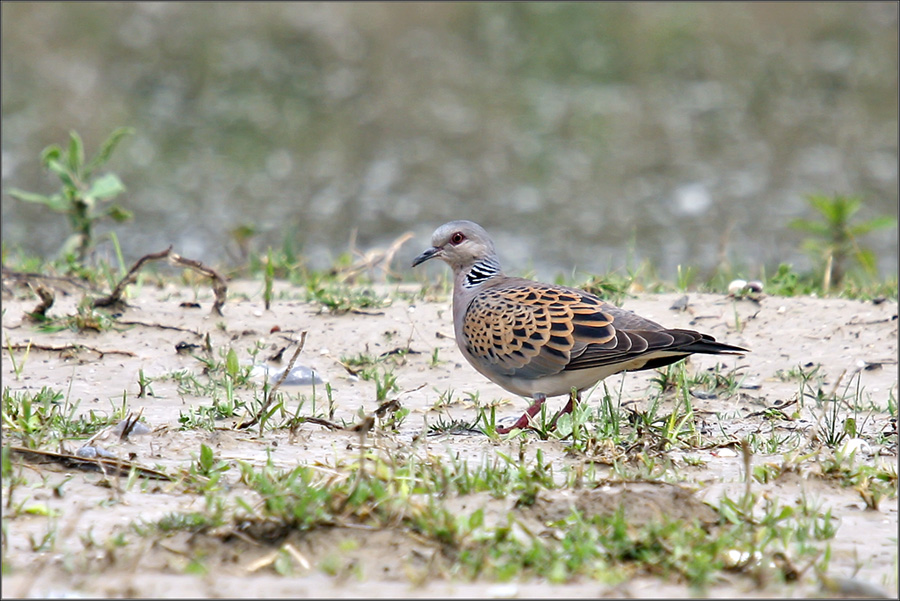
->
xmin=632 ymin=333 xmax=747 ymax=372
xmin=677 ymin=331 xmax=748 ymax=355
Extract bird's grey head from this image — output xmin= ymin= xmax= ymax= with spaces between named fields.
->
xmin=411 ymin=220 xmax=498 ymax=272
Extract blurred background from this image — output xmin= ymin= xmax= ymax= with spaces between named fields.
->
xmin=2 ymin=2 xmax=897 ymax=281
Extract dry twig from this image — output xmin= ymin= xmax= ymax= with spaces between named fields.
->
xmin=25 ymin=284 xmax=55 ymax=321
xmin=93 ymin=246 xmax=228 ymax=315
xmin=3 ymin=342 xmax=135 ymax=358
xmin=8 ymin=445 xmax=171 ymax=480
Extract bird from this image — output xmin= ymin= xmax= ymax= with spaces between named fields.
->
xmin=412 ymin=220 xmax=748 ymax=434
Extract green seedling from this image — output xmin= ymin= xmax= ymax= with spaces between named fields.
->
xmin=7 ymin=127 xmax=134 ymax=266
xmin=790 ymin=194 xmax=896 ymax=292
xmin=5 ymin=335 xmax=31 ymax=380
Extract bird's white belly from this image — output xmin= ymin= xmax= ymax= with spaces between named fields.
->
xmin=466 ymin=353 xmax=685 ymax=399
xmin=468 ymin=362 xmax=622 ymax=399
xmin=507 ymin=368 xmax=622 ymax=398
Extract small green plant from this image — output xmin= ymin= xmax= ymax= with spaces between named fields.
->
xmin=775 ymin=363 xmax=821 ymax=383
xmin=817 ymin=447 xmax=898 ymax=510
xmin=762 ymin=263 xmax=820 ymax=297
xmin=746 ymin=430 xmax=804 ymax=455
xmin=676 ymin=264 xmax=697 ymax=291
xmin=303 ymin=271 xmax=390 ymax=314
xmin=429 ymin=347 xmax=442 ymax=367
xmin=367 ymin=368 xmax=398 ymax=402
xmin=147 ymin=508 xmax=226 ymax=534
xmin=686 ymin=363 xmax=744 ymax=398
xmin=430 ymin=387 xmax=460 ymax=411
xmin=5 ymin=335 xmax=31 ymax=380
xmin=264 ymin=247 xmax=275 ymax=310
xmin=7 ymin=127 xmax=134 ymax=266
xmin=790 ymin=194 xmax=896 ymax=292
xmin=172 ymin=347 xmax=269 ymax=430
xmin=340 ymin=351 xmax=380 ymax=374
xmin=376 ymin=402 xmax=409 ymax=432
xmin=178 ymin=393 xmax=252 ymax=430
xmin=183 ymin=444 xmax=231 ymax=492
xmin=550 ymin=393 xmax=598 ymax=448
xmin=1 ymin=386 xmax=122 ymax=449
xmin=790 ymin=367 xmax=878 ymax=449
xmin=137 ymin=369 xmax=154 ymax=398
xmin=34 ymin=299 xmax=118 ymax=334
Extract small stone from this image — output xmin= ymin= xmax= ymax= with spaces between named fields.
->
xmin=727 ymin=279 xmax=748 ymax=295
xmin=111 ymin=419 xmax=151 ymax=437
xmin=487 ymin=584 xmax=518 ymax=598
xmin=840 ymin=438 xmax=871 ymax=458
xmin=76 ymin=445 xmax=118 ymax=459
xmin=746 ymin=280 xmax=764 ymax=293
xmin=253 ymin=364 xmax=327 ymax=387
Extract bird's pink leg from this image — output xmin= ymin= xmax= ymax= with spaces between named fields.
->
xmin=495 ymin=394 xmax=547 ymax=434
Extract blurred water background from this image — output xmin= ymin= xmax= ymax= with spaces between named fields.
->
xmin=2 ymin=2 xmax=897 ymax=281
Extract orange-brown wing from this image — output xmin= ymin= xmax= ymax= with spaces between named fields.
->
xmin=460 ymin=280 xmax=725 ymax=379
xmin=460 ymin=281 xmax=621 ymax=379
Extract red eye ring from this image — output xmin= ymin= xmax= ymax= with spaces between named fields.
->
xmin=450 ymin=232 xmax=465 ymax=245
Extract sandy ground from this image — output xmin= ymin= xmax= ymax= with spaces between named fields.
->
xmin=1 ymin=277 xmax=897 ymax=598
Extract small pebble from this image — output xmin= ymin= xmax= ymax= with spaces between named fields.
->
xmin=111 ymin=419 xmax=151 ymax=437
xmin=669 ymin=295 xmax=689 ymax=311
xmin=723 ymin=549 xmax=761 ymax=568
xmin=76 ymin=445 xmax=118 ymax=459
xmin=727 ymin=279 xmax=748 ymax=295
xmin=728 ymin=279 xmax=763 ymax=299
xmin=487 ymin=584 xmax=519 ymax=598
xmin=840 ymin=438 xmax=871 ymax=458
xmin=820 ymin=575 xmax=892 ymax=598
xmin=252 ymin=364 xmax=326 ymax=387
xmin=276 ymin=365 xmax=326 ymax=386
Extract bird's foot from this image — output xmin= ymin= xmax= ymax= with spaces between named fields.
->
xmin=494 ymin=395 xmax=546 ymax=434
xmin=549 ymin=392 xmax=580 ymax=429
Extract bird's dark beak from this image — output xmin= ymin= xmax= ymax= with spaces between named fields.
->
xmin=411 ymin=247 xmax=441 ymax=267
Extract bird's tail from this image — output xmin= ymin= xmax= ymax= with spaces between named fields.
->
xmin=677 ymin=331 xmax=748 ymax=355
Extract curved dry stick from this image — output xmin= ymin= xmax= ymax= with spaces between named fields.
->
xmin=26 ymin=284 xmax=55 ymax=321
xmin=169 ymin=252 xmax=228 ymax=316
xmin=116 ymin=320 xmax=204 ymax=336
xmin=3 ymin=342 xmax=135 ymax=358
xmin=93 ymin=247 xmax=173 ymax=309
xmin=9 ymin=446 xmax=170 ymax=480
xmin=92 ymin=246 xmax=228 ymax=315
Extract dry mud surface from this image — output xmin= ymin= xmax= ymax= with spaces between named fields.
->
xmin=1 ymin=278 xmax=897 ymax=598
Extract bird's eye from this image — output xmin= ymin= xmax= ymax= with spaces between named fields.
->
xmin=450 ymin=232 xmax=466 ymax=245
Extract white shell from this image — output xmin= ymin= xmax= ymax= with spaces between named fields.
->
xmin=727 ymin=279 xmax=748 ymax=294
